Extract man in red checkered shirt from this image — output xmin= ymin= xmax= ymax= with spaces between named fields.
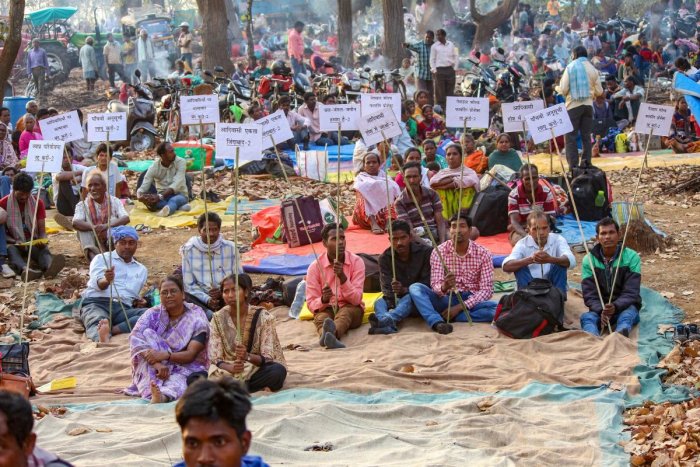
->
xmin=408 ymin=210 xmax=497 ymax=334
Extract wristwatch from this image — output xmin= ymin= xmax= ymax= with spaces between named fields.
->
xmin=215 ymin=359 xmax=225 ymax=368
xmin=245 ymin=353 xmax=252 ymax=363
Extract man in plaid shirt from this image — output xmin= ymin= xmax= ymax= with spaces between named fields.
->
xmin=408 ymin=211 xmax=497 ymax=334
xmin=404 ymin=31 xmax=435 ymax=105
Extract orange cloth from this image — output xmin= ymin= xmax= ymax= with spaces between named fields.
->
xmin=464 ymin=150 xmax=489 ymax=174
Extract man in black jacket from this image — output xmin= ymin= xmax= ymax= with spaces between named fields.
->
xmin=369 ymin=220 xmax=432 ymax=334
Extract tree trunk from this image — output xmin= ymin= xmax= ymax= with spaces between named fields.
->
xmin=224 ymin=0 xmax=242 ymax=45
xmin=469 ymin=0 xmax=519 ymax=50
xmin=245 ymin=0 xmax=255 ymax=67
xmin=382 ymin=0 xmax=406 ymax=69
xmin=0 ymin=0 xmax=25 ymax=99
xmin=419 ymin=0 xmax=456 ymax=34
xmin=337 ymin=0 xmax=353 ymax=67
xmin=196 ymin=0 xmax=234 ymax=73
xmin=600 ymin=0 xmax=623 ymax=19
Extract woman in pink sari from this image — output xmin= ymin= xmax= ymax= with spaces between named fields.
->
xmin=18 ymin=114 xmax=43 ymax=158
xmin=124 ymin=275 xmax=209 ymax=403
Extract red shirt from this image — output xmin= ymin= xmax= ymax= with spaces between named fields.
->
xmin=0 ymin=194 xmax=46 ymax=242
xmin=507 ymin=180 xmax=556 ymax=224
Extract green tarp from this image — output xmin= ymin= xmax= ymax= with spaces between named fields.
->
xmin=25 ymin=7 xmax=78 ymax=27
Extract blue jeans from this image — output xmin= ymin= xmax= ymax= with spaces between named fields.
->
xmin=409 ymin=283 xmax=497 ymax=329
xmin=373 ymin=294 xmax=417 ymax=330
xmin=0 ymin=175 xmax=11 ymax=198
xmin=154 ymin=193 xmax=188 ymax=214
xmin=580 ymin=305 xmax=640 ymax=336
xmin=290 ymin=56 xmax=304 ymax=77
xmin=514 ymin=264 xmax=568 ymax=296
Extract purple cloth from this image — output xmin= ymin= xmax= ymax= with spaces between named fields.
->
xmin=26 ymin=48 xmax=49 ymax=75
xmin=124 ymin=302 xmax=209 ymax=401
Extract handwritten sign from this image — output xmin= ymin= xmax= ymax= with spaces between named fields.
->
xmin=215 ymin=123 xmax=262 ymax=164
xmin=40 ymin=111 xmax=84 ymax=143
xmin=86 ymin=112 xmax=127 ymax=142
xmin=502 ymin=100 xmax=545 ymax=133
xmin=524 ymin=103 xmax=573 ymax=145
xmin=445 ymin=96 xmax=489 ymax=129
xmin=358 ymin=109 xmax=402 ymax=147
xmin=26 ymin=140 xmax=65 ymax=173
xmin=634 ymin=103 xmax=673 ymax=137
xmin=318 ymin=104 xmax=361 ymax=131
xmin=360 ymin=93 xmax=401 ymax=121
xmin=256 ymin=109 xmax=294 ymax=150
xmin=180 ymin=95 xmax=220 ymax=125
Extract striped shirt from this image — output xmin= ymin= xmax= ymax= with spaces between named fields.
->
xmin=181 ymin=236 xmax=243 ymax=304
xmin=407 ymin=41 xmax=433 ymax=81
xmin=395 ymin=185 xmax=442 ymax=232
xmin=507 ymin=180 xmax=556 ymax=224
xmin=430 ymin=240 xmax=494 ymax=309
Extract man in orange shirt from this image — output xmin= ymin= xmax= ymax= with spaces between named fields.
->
xmin=287 ymin=21 xmax=305 ymax=77
xmin=305 ymin=223 xmax=365 ymax=349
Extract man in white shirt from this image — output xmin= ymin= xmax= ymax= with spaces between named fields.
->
xmin=612 ymin=76 xmax=645 ymax=123
xmin=296 ymin=92 xmax=334 ymax=146
xmin=429 ymin=28 xmax=458 ymax=110
xmin=502 ymin=211 xmax=576 ymax=295
xmin=78 ymin=226 xmax=148 ymax=342
xmin=277 ymin=94 xmax=310 ymax=150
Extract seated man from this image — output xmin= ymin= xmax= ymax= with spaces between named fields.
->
xmin=370 ymin=220 xmax=432 ymax=334
xmin=181 ymin=212 xmax=242 ymax=318
xmin=79 ymin=226 xmax=148 ymax=343
xmin=52 ymin=151 xmax=84 ymax=227
xmin=296 ymin=92 xmax=334 ymax=146
xmin=0 ymin=206 xmax=15 ymax=278
xmin=137 ymin=142 xmax=191 ymax=217
xmin=0 ymin=390 xmax=74 ymax=467
xmin=174 ymin=377 xmax=269 ymax=467
xmin=395 ymin=161 xmax=447 ymax=244
xmin=580 ymin=218 xmax=642 ymax=337
xmin=277 ymin=95 xmax=310 ymax=150
xmin=306 ymin=223 xmax=365 ymax=349
xmin=409 ymin=211 xmax=497 ymax=334
xmin=507 ymin=164 xmax=557 ymax=246
xmin=72 ymin=173 xmax=130 ymax=262
xmin=0 ymin=173 xmax=64 ymax=281
xmin=502 ymin=211 xmax=575 ymax=295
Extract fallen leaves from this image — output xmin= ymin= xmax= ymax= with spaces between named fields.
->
xmin=67 ymin=426 xmax=91 ymax=436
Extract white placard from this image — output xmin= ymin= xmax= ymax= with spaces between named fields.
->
xmin=86 ymin=112 xmax=127 ymax=142
xmin=502 ymin=100 xmax=545 ymax=133
xmin=256 ymin=109 xmax=294 ymax=150
xmin=215 ymin=123 xmax=262 ymax=164
xmin=318 ymin=103 xmax=361 ymax=131
xmin=26 ymin=140 xmax=65 ymax=173
xmin=445 ymin=96 xmax=489 ymax=129
xmin=358 ymin=109 xmax=402 ymax=147
xmin=634 ymin=103 xmax=674 ymax=137
xmin=180 ymin=95 xmax=221 ymax=125
xmin=40 ymin=111 xmax=84 ymax=143
xmin=360 ymin=93 xmax=401 ymax=121
xmin=524 ymin=103 xmax=573 ymax=145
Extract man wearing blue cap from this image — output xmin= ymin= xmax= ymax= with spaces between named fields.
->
xmin=78 ymin=225 xmax=149 ymax=342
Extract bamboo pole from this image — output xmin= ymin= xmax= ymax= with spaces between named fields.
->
xmin=199 ymin=119 xmax=215 ymax=286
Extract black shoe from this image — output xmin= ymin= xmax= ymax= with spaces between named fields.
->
xmin=433 ymin=322 xmax=453 ymax=335
xmin=368 ymin=312 xmax=379 ymax=328
xmin=620 ymin=328 xmax=630 ymax=338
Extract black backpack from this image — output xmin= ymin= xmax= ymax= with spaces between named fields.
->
xmin=468 ymin=185 xmax=510 ymax=236
xmin=570 ymin=164 xmax=611 ymax=221
xmin=493 ymin=279 xmax=565 ymax=339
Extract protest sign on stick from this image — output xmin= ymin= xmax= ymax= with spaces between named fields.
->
xmin=41 ymin=111 xmax=84 ymax=142
xmin=445 ymin=96 xmax=489 ymax=129
xmin=86 ymin=113 xmax=127 ymax=142
xmin=360 ymin=93 xmax=401 ymax=121
xmin=256 ymin=109 xmax=294 ymax=150
xmin=358 ymin=109 xmax=402 ymax=147
xmin=319 ymin=104 xmax=361 ymax=131
xmin=180 ymin=95 xmax=220 ymax=125
xmin=524 ymin=103 xmax=573 ymax=145
xmin=26 ymin=140 xmax=65 ymax=173
xmin=216 ymin=123 xmax=263 ymax=163
xmin=502 ymin=100 xmax=545 ymax=133
xmin=634 ymin=103 xmax=673 ymax=136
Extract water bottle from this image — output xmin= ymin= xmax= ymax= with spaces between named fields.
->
xmin=594 ymin=190 xmax=605 ymax=208
xmin=289 ymin=280 xmax=306 ymax=319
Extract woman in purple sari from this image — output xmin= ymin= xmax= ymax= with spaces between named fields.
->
xmin=124 ymin=275 xmax=209 ymax=403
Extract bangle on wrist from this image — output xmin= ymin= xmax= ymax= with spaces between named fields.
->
xmin=167 ymin=350 xmax=172 ymax=361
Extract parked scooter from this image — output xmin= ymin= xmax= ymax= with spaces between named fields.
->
xmin=107 ymin=69 xmax=158 ymax=151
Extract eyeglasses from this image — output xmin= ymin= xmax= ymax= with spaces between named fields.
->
xmin=160 ymin=289 xmax=181 ymax=297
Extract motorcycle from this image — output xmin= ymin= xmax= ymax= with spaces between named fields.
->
xmin=338 ymin=70 xmax=362 ymax=102
xmin=459 ymin=58 xmax=497 ymax=98
xmin=107 ymin=70 xmax=158 ymax=151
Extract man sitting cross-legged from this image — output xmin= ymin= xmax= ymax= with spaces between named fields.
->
xmin=369 ymin=220 xmax=432 ymax=335
xmin=580 ymin=217 xmax=642 ymax=337
xmin=305 ymin=223 xmax=365 ymax=349
xmin=72 ymin=173 xmax=130 ymax=262
xmin=136 ymin=142 xmax=191 ymax=217
xmin=78 ymin=226 xmax=149 ymax=343
xmin=409 ymin=211 xmax=497 ymax=334
xmin=180 ymin=212 xmax=242 ymax=319
xmin=502 ymin=211 xmax=575 ymax=296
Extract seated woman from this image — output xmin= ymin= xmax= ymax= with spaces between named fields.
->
xmin=421 ymin=139 xmax=447 ymax=170
xmin=461 ymin=133 xmax=488 ymax=174
xmin=412 ymin=90 xmax=431 ymax=123
xmin=81 ymin=143 xmax=129 ymax=198
xmin=429 ymin=143 xmax=480 ymax=218
xmin=394 ymin=147 xmax=430 ymax=189
xmin=18 ymin=114 xmax=42 ymax=159
xmin=208 ymin=273 xmax=287 ymax=393
xmin=0 ymin=123 xmax=18 ymax=170
xmin=124 ymin=275 xmax=209 ymax=403
xmin=488 ymin=133 xmax=523 ymax=172
xmin=352 ymin=151 xmax=400 ymax=234
xmin=417 ymin=105 xmax=446 ymax=141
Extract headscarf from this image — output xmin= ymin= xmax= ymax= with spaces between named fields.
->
xmin=112 ymin=226 xmax=139 ymax=242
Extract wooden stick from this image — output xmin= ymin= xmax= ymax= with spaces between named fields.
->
xmin=199 ymin=119 xmax=214 ymax=286
xmin=380 ymin=132 xmax=398 ymax=306
xmin=233 ymin=146 xmax=241 ymax=342
xmin=18 ymin=163 xmax=45 ymax=345
xmin=335 ymin=121 xmax=342 ymax=312
xmin=540 ymin=79 xmax=554 ymax=174
xmin=550 ymin=128 xmax=611 ymax=334
xmin=522 ymin=121 xmax=545 ymax=277
xmin=106 ymin=132 xmax=113 ymax=329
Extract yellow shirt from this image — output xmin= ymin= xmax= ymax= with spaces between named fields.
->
xmin=179 ymin=32 xmax=193 ymax=54
xmin=547 ymin=0 xmax=560 ymax=16
xmin=122 ymin=41 xmax=136 ymax=65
